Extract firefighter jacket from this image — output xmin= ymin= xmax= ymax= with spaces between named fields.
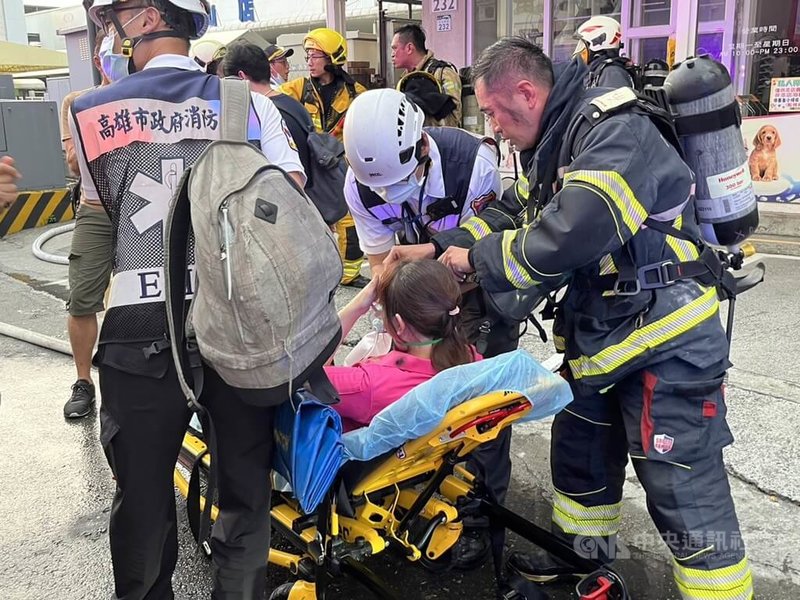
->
xmin=433 ymin=58 xmax=730 ymax=394
xmin=411 ymin=51 xmax=463 ymax=128
xmin=587 ymin=54 xmax=636 ymax=88
xmin=279 ymin=75 xmax=366 ymax=141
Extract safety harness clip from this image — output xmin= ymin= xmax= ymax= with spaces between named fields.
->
xmin=637 ymin=260 xmax=676 ymax=290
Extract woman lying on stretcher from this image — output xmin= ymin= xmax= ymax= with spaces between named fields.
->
xmin=324 ymin=259 xmax=481 ymax=430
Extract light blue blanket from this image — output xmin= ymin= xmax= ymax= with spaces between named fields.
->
xmin=343 ymin=349 xmax=573 ymax=462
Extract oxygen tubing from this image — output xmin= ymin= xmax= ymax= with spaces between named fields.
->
xmin=32 ymin=222 xmax=74 ymax=266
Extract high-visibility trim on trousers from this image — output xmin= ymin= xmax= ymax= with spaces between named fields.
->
xmin=673 ymin=556 xmax=754 ymax=600
xmin=335 ymin=212 xmax=364 ymax=284
xmin=551 ymin=489 xmax=622 ymax=537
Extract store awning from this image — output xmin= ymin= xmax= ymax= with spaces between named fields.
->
xmin=0 ymin=41 xmax=68 ymax=73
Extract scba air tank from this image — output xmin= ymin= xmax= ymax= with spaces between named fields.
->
xmin=664 ymin=55 xmax=759 ymax=249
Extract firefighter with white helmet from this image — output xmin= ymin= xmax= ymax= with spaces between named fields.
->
xmin=573 ymin=15 xmax=636 ymax=88
xmin=280 ymin=27 xmax=369 ymax=288
xmin=74 ymin=0 xmax=305 ymax=597
xmin=344 ymin=90 xmax=517 ymax=568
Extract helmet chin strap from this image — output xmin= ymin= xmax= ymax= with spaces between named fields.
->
xmin=109 ymin=10 xmax=186 ymax=74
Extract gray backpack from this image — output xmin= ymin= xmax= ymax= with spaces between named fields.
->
xmin=164 ymin=78 xmax=343 ymax=405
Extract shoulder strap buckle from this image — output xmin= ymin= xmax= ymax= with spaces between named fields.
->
xmin=637 ymin=260 xmax=677 ymax=290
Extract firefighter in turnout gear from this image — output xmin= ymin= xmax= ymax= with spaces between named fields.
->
xmin=280 ymin=28 xmax=368 ymax=287
xmin=391 ymin=23 xmax=463 ymax=127
xmin=434 ymin=38 xmax=754 ymax=599
xmin=574 ymin=15 xmax=636 ymax=89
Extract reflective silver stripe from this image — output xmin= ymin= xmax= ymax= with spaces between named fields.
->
xmin=673 ymin=556 xmax=754 ymax=600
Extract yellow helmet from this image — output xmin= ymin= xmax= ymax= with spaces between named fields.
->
xmin=304 ymin=28 xmax=348 ymax=66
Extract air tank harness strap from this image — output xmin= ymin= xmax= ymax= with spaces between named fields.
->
xmin=572 ymin=218 xmax=738 ymax=301
xmin=673 ymin=100 xmax=741 ymax=136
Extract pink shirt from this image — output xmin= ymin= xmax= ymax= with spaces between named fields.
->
xmin=324 ymin=348 xmax=480 ymax=431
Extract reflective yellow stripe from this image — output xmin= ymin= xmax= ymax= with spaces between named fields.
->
xmin=568 ymin=287 xmax=720 ymax=379
xmin=564 ymin=170 xmax=647 ymax=236
xmin=598 ymin=254 xmax=618 ymax=297
xmin=665 ymin=215 xmax=700 ymax=263
xmin=502 ymin=229 xmax=536 ymax=289
xmin=552 ymin=490 xmax=621 ymax=536
xmin=461 ymin=216 xmax=492 ymax=241
xmin=598 ymin=254 xmax=617 ymax=275
xmin=673 ymin=557 xmax=753 ymax=600
xmin=517 ymin=173 xmax=529 ymax=198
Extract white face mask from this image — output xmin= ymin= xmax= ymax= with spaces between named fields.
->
xmin=271 ymin=72 xmax=286 ymax=85
xmin=374 ymin=171 xmax=423 ymax=205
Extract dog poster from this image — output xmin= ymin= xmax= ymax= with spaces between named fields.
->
xmin=741 ymin=114 xmax=800 ymax=203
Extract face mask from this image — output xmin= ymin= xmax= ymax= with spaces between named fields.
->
xmin=271 ymin=72 xmax=286 ymax=85
xmin=374 ymin=171 xmax=423 ymax=205
xmin=99 ymin=10 xmax=147 ymax=82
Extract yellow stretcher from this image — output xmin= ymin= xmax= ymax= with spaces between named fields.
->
xmin=174 ymin=390 xmax=627 ymax=600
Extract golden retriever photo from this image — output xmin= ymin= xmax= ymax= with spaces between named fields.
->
xmin=749 ymin=124 xmax=781 ymax=181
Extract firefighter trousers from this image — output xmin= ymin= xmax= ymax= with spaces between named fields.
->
xmin=550 ymin=357 xmax=753 ymax=600
xmin=335 ymin=212 xmax=364 ymax=285
xmin=460 ymin=289 xmax=519 ymax=523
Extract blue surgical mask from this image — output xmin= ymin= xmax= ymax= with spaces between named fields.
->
xmin=99 ymin=12 xmax=146 ymax=82
xmin=374 ymin=172 xmax=423 ymax=205
xmin=99 ymin=33 xmax=130 ymax=82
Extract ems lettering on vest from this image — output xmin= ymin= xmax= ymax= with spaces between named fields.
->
xmin=108 ymin=266 xmax=197 ymax=308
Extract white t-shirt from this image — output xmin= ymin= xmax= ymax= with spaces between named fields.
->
xmin=70 ymin=54 xmax=305 ymax=203
xmin=344 ymin=136 xmax=501 ymax=255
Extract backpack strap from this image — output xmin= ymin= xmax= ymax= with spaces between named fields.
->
xmin=220 ymin=77 xmax=251 ymax=142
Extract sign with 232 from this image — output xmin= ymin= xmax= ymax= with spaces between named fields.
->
xmin=432 ymin=0 xmax=456 ymax=12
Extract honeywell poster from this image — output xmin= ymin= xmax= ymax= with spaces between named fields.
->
xmin=740 ymin=114 xmax=800 ymax=203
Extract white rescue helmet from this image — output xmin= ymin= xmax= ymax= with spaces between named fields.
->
xmin=88 ymin=0 xmax=210 ymax=40
xmin=343 ymin=88 xmax=426 ymax=188
xmin=573 ymin=15 xmax=623 ymax=56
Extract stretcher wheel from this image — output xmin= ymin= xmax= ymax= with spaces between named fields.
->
xmin=418 ymin=549 xmax=454 ymax=574
xmin=268 ymin=580 xmax=316 ymax=600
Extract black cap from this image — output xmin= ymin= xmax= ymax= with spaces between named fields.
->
xmin=265 ymin=44 xmax=294 ymax=62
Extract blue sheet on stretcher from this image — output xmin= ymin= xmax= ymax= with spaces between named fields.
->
xmin=343 ymin=349 xmax=573 ymax=462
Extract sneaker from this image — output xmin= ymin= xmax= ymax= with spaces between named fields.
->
xmin=340 ymin=275 xmax=371 ymax=289
xmin=506 ymin=548 xmax=585 ymax=584
xmin=64 ymin=379 xmax=96 ymax=419
xmin=450 ymin=527 xmax=492 ymax=571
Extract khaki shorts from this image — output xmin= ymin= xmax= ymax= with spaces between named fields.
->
xmin=67 ymin=204 xmax=113 ymax=317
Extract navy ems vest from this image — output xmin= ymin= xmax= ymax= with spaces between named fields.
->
xmin=72 ymin=67 xmax=261 ymax=345
xmin=356 ymin=127 xmax=493 ymax=218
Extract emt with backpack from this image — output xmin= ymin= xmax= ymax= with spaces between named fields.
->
xmin=279 ymin=27 xmax=368 ymax=288
xmin=343 ymin=88 xmax=512 ymax=569
xmin=433 ymin=37 xmax=754 ymax=598
xmin=71 ymin=0 xmax=306 ymax=596
xmin=222 ymin=41 xmax=349 ymax=226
